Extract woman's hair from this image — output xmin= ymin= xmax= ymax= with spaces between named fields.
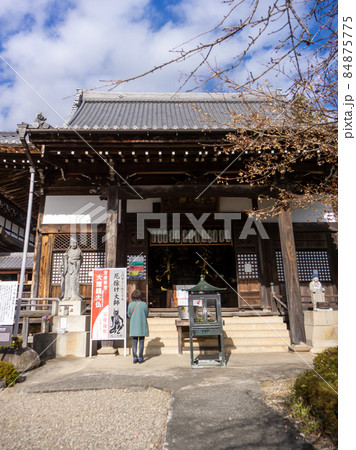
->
xmin=131 ymin=289 xmax=141 ymax=301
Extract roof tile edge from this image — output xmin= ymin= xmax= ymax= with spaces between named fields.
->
xmin=79 ymin=90 xmax=283 ymax=102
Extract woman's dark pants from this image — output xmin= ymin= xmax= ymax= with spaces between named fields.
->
xmin=132 ymin=336 xmax=145 ymax=359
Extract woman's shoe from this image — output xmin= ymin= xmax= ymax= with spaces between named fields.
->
xmin=133 ymin=357 xmax=139 ymax=364
xmin=138 ymin=358 xmax=144 ymax=363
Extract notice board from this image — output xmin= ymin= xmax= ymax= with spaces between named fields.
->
xmin=0 ymin=281 xmax=18 ymax=326
xmin=90 ymin=268 xmax=127 ymax=356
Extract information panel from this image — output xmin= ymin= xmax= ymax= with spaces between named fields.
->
xmin=90 ymin=268 xmax=127 ymax=356
xmin=0 ymin=325 xmax=13 ymax=346
xmin=0 ymin=281 xmax=18 ymax=326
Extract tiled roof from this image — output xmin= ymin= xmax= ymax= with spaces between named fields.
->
xmin=0 ymin=252 xmax=34 ymax=270
xmin=65 ymin=91 xmax=282 ymax=131
xmin=0 ymin=132 xmax=22 ymax=145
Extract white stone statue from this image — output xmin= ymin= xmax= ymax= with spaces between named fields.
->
xmin=309 ymin=274 xmax=325 ymax=310
xmin=59 ymin=237 xmax=83 ymax=301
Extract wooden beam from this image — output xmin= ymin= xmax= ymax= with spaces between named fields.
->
xmin=40 ymin=224 xmax=106 ymax=234
xmin=112 ymin=184 xmax=273 ymax=199
xmin=278 ymin=207 xmax=306 ymax=344
xmin=44 ymin=184 xmax=276 ymax=199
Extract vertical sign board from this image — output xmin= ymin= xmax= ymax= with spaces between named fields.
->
xmin=0 ymin=282 xmax=18 ymax=346
xmin=127 ymin=255 xmax=146 ymax=280
xmin=90 ymin=268 xmax=127 ymax=356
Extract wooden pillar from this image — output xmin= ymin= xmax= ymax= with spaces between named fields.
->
xmin=105 ymin=185 xmax=118 ymax=268
xmin=117 ymin=199 xmax=126 ymax=267
xmin=31 ymin=194 xmax=45 ymax=298
xmin=257 ymin=234 xmax=270 ymax=310
xmin=101 ymin=185 xmax=119 ymax=353
xmin=278 ymin=207 xmax=306 ymax=344
xmin=38 ymin=234 xmax=54 ymax=298
xmin=264 ymin=229 xmax=280 ymax=313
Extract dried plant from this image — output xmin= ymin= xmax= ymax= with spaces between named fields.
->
xmin=96 ymin=0 xmax=337 ymax=217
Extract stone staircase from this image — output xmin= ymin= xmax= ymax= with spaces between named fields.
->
xmin=143 ymin=315 xmax=290 ymax=355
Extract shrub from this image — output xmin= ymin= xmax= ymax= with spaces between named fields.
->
xmin=0 ymin=336 xmax=23 ymax=351
xmin=292 ymin=347 xmax=338 ymax=444
xmin=0 ymin=361 xmax=20 ymax=387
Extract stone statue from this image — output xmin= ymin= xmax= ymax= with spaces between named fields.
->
xmin=59 ymin=237 xmax=83 ymax=301
xmin=309 ymin=274 xmax=325 ymax=310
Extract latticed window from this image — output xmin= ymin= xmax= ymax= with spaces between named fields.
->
xmin=275 ymin=250 xmax=332 ymax=282
xmin=236 ymin=253 xmax=259 ymax=279
xmin=51 ymin=233 xmax=105 ymax=284
xmin=53 ymin=233 xmax=105 ymax=251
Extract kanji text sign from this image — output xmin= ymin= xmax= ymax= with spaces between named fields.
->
xmin=90 ymin=268 xmax=127 ymax=340
xmin=0 ymin=282 xmax=18 ymax=326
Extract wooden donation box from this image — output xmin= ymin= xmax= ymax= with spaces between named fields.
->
xmin=188 ymin=276 xmax=226 ymax=368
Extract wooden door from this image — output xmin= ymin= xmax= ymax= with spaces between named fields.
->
xmin=236 ymin=252 xmax=262 ymax=309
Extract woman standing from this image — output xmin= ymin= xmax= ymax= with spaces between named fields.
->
xmin=127 ymin=289 xmax=149 ymax=363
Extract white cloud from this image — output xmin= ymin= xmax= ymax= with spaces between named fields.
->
xmin=0 ymin=0 xmax=304 ymax=130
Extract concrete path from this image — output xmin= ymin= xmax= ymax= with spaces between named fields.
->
xmin=7 ymin=352 xmax=316 ymax=449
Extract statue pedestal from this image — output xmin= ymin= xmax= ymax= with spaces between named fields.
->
xmin=304 ymin=310 xmax=338 ymax=351
xmin=52 ymin=300 xmax=92 ymax=357
xmin=97 ymin=340 xmax=117 ymax=355
xmin=52 ymin=300 xmax=87 ymax=316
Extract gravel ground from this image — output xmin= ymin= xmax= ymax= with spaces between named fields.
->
xmin=0 ymin=387 xmax=171 ymax=450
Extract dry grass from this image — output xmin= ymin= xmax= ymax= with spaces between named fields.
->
xmin=261 ymin=378 xmax=336 ymax=450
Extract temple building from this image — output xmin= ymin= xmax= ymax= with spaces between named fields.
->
xmin=0 ymin=91 xmax=338 ymax=351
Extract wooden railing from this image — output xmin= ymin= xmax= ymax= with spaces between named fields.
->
xmin=272 ymin=294 xmax=288 ymax=311
xmin=270 ymin=283 xmax=288 ymax=315
xmin=301 ymin=295 xmax=338 ymax=310
xmin=18 ymin=298 xmax=58 ymax=347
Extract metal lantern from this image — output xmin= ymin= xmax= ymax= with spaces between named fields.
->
xmin=188 ymin=276 xmax=226 ymax=368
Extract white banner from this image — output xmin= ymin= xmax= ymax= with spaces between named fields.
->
xmin=0 ymin=282 xmax=18 ymax=326
xmin=90 ymin=268 xmax=127 ymax=356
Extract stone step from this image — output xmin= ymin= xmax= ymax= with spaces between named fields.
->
xmin=148 ymin=323 xmax=288 ymax=334
xmin=148 ymin=324 xmax=178 ymax=332
xmin=140 ymin=315 xmax=291 ymax=354
xmin=147 ymin=318 xmax=177 ymax=325
xmin=228 ymin=345 xmax=289 ymax=353
xmin=144 ymin=344 xmax=289 ymax=355
xmin=145 ymin=346 xmax=181 ymax=355
xmin=181 ymin=336 xmax=290 ymax=346
xmin=223 ymin=323 xmax=288 ymax=331
xmin=147 ymin=331 xmax=181 ymax=339
xmin=223 ymin=316 xmax=285 ymax=324
xmin=195 ymin=329 xmax=290 ymax=338
xmin=141 ymin=335 xmax=290 ymax=349
xmin=147 ymin=329 xmax=288 ymax=339
xmin=147 ymin=316 xmax=285 ymax=325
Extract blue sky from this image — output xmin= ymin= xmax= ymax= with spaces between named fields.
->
xmin=0 ymin=0 xmax=336 ymax=130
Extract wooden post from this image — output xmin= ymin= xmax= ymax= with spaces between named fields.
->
xmin=117 ymin=199 xmax=126 ymax=267
xmin=278 ymin=207 xmax=306 ymax=344
xmin=105 ymin=185 xmax=118 ymax=268
xmin=257 ymin=235 xmax=270 ymax=310
xmin=101 ymin=185 xmax=118 ymax=353
xmin=38 ymin=234 xmax=54 ymax=298
xmin=31 ymin=195 xmax=45 ymax=298
xmin=21 ymin=316 xmax=29 ymax=348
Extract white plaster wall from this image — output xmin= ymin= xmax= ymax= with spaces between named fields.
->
xmin=219 ymin=197 xmax=252 ymax=212
xmin=126 ymin=198 xmax=161 ymax=213
xmin=43 ymin=195 xmax=107 ymax=224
